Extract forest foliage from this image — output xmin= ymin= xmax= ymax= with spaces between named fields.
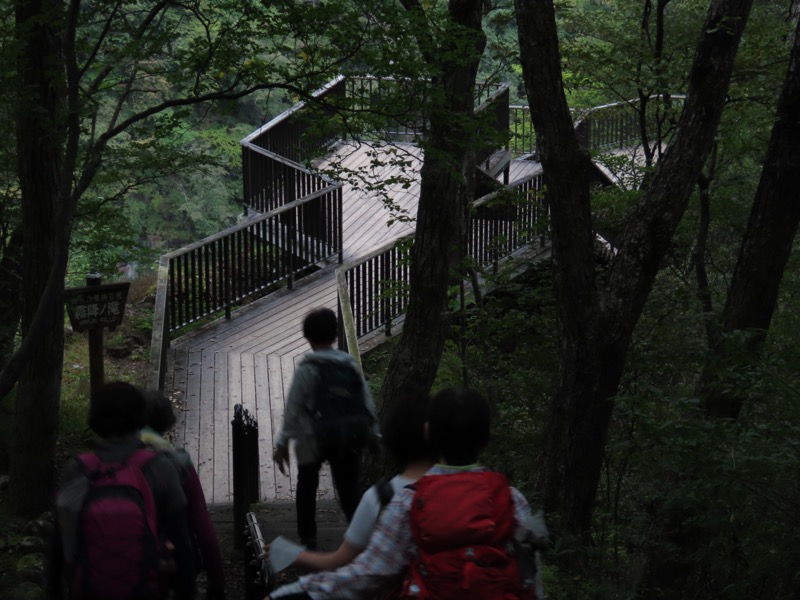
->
xmin=1 ymin=0 xmax=799 ymax=598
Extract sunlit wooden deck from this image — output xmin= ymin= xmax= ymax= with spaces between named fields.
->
xmin=166 ymin=142 xmax=542 ymax=504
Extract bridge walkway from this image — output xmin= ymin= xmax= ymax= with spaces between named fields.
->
xmin=167 ymin=143 xmax=542 ymax=505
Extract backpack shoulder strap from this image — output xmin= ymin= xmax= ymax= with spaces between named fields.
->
xmin=126 ymin=447 xmax=160 ymax=470
xmin=375 ymin=477 xmax=395 ymax=509
xmin=76 ymin=447 xmax=158 ymax=473
xmin=76 ymin=452 xmax=101 ymax=474
xmin=121 ymin=449 xmax=161 ymax=537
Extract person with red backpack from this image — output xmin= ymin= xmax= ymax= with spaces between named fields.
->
xmin=270 ymin=391 xmax=435 ymax=573
xmin=267 ymin=386 xmax=547 ymax=600
xmin=47 ymin=381 xmax=196 ymax=600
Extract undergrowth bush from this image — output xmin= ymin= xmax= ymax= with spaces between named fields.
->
xmin=60 ymin=271 xmax=157 ymax=438
xmin=423 ymin=258 xmax=800 ymax=600
xmin=600 ymin=361 xmax=800 ymax=599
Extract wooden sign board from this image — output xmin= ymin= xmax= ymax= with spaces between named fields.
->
xmin=64 ymin=282 xmax=131 ymax=332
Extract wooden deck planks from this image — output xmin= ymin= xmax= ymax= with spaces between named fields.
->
xmin=168 ymin=347 xmax=188 ymax=445
xmin=166 ymin=142 xmax=541 ymax=506
xmin=253 ymin=353 xmax=276 ymax=502
xmin=327 ymin=142 xmax=421 ymax=260
xmin=195 ymin=347 xmax=217 ymax=495
xmin=212 ymin=350 xmax=231 ymax=503
xmin=266 ymin=353 xmax=290 ymax=501
xmin=182 ymin=348 xmax=203 ymax=469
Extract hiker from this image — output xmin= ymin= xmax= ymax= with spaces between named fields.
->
xmin=141 ymin=390 xmax=227 ymax=600
xmin=47 ymin=381 xmax=195 ymax=600
xmin=273 ymin=391 xmax=434 ymax=571
xmin=266 ymin=386 xmax=547 ymax=600
xmin=272 ymin=307 xmax=379 ymax=549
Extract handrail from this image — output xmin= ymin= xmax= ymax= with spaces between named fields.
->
xmin=509 ymin=104 xmax=536 ymax=157
xmin=574 ymin=95 xmax=686 ymax=151
xmin=337 ymin=168 xmax=547 ymax=347
xmin=342 ymin=76 xmax=426 ymax=142
xmin=469 ymin=171 xmax=548 ymax=272
xmin=511 ymin=94 xmax=686 ymax=158
xmin=148 ymin=184 xmax=343 ymax=391
xmin=164 ymin=186 xmax=340 ymax=261
xmin=148 ymin=255 xmax=171 ymax=391
xmin=336 ymin=233 xmax=414 ymax=347
xmin=336 ymin=268 xmax=362 ymax=370
xmin=150 ymin=72 xmax=681 ymax=393
xmin=241 ymin=75 xmax=346 ymax=163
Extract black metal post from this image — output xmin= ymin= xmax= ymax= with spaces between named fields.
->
xmin=232 ymin=404 xmax=260 ymax=551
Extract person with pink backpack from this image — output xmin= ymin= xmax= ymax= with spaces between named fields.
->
xmin=47 ymin=381 xmax=196 ymax=600
xmin=141 ymin=390 xmax=227 ymax=599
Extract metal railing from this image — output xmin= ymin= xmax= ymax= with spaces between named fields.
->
xmin=510 ymin=95 xmax=686 ymax=158
xmin=468 ymin=171 xmax=548 ymax=271
xmin=338 ymin=234 xmax=414 ymax=344
xmin=510 ymin=104 xmax=537 ymax=157
xmin=149 ymin=73 xmax=679 ymax=392
xmin=148 ymin=185 xmax=342 ymax=390
xmin=337 ymin=169 xmax=548 ymax=347
xmin=241 ymin=76 xmax=346 ymax=167
xmin=574 ymin=95 xmax=685 ymax=151
xmin=149 ymin=79 xmax=348 ymax=391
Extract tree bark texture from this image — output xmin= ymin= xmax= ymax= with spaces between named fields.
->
xmin=0 ymin=227 xmax=24 ymax=373
xmin=377 ymin=0 xmax=486 ymax=422
xmin=699 ymin=13 xmax=800 ymax=419
xmin=9 ymin=0 xmax=69 ymax=517
xmin=514 ymin=0 xmax=601 ymax=530
xmin=515 ymin=0 xmax=753 ymax=538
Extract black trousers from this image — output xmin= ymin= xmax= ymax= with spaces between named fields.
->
xmin=295 ymin=451 xmax=361 ymax=544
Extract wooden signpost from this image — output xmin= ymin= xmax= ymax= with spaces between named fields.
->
xmin=64 ymin=275 xmax=130 ymax=395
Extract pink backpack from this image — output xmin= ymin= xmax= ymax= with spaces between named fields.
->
xmin=69 ymin=448 xmax=164 ymax=599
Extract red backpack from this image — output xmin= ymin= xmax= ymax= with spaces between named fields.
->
xmin=69 ymin=448 xmax=165 ymax=600
xmin=398 ymin=471 xmax=535 ymax=600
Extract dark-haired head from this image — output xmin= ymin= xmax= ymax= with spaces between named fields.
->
xmin=143 ymin=390 xmax=177 ymax=435
xmin=302 ymin=307 xmax=337 ymax=346
xmin=88 ymin=381 xmax=146 ymax=437
xmin=428 ymin=387 xmax=491 ymax=466
xmin=381 ymin=392 xmax=434 ymax=469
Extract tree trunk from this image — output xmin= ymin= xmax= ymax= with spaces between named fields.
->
xmin=699 ymin=12 xmax=800 ymax=418
xmin=515 ymin=0 xmax=753 ymax=540
xmin=0 ymin=226 xmax=24 ymax=373
xmin=635 ymin=16 xmax=800 ymax=595
xmin=513 ymin=0 xmax=600 ymax=536
xmin=8 ymin=0 xmax=68 ymax=518
xmin=377 ymin=0 xmax=486 ymax=423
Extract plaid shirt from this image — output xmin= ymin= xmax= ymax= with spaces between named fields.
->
xmin=271 ymin=464 xmax=532 ymax=600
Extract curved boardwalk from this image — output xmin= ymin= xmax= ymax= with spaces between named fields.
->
xmin=167 ymin=142 xmax=542 ymax=505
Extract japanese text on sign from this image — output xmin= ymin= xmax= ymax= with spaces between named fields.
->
xmin=64 ymin=282 xmax=130 ymax=332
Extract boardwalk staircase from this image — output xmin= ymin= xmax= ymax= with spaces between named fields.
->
xmin=147 ymin=76 xmax=681 ymax=504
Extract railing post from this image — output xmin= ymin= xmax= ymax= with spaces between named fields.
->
xmin=575 ymin=119 xmax=590 ymax=150
xmin=336 ymin=267 xmax=363 ymax=367
xmin=223 ymin=236 xmax=232 ymax=319
xmin=337 ymin=189 xmax=344 ymax=264
xmin=381 ymin=251 xmax=391 ymax=337
xmin=288 ymin=218 xmax=295 ymax=290
xmin=148 ymin=256 xmax=171 ymax=392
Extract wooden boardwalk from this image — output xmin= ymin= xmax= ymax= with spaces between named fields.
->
xmin=167 ymin=142 xmax=542 ymax=504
